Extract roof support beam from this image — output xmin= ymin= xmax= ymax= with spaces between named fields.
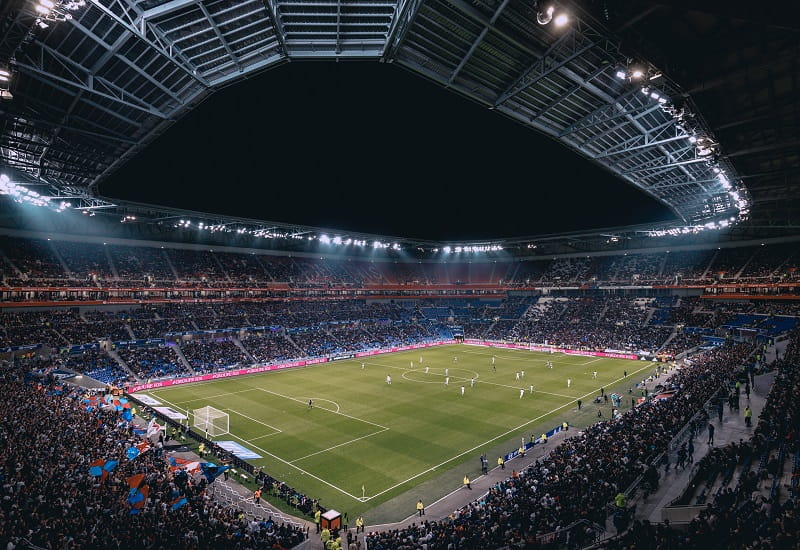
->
xmin=558 ymin=87 xmax=646 ymax=138
xmin=383 ymin=0 xmax=423 ymax=59
xmin=197 ymin=1 xmax=243 ymax=71
xmin=259 ymin=0 xmax=288 ymax=56
xmin=85 ymin=0 xmax=205 ymax=87
xmin=447 ymin=0 xmax=510 ymax=84
xmin=139 ymin=0 xmax=198 ymax=21
xmin=525 ymin=63 xmax=610 ymax=123
xmin=495 ymin=28 xmax=590 ymax=107
xmin=69 ymin=18 xmax=184 ymax=106
xmin=622 ymin=156 xmax=707 ymax=176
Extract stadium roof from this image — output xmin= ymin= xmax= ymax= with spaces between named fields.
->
xmin=0 ymin=0 xmax=797 ymax=244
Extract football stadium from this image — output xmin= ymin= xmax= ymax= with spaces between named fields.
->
xmin=1 ymin=0 xmax=799 ymax=549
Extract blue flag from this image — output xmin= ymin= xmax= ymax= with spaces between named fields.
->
xmin=171 ymin=497 xmax=188 ymax=510
xmin=199 ymin=462 xmax=230 ymax=483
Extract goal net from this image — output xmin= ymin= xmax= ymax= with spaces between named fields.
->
xmin=193 ymin=406 xmax=229 ymax=437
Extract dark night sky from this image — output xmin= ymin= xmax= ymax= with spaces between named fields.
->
xmin=101 ymin=61 xmax=673 ymax=241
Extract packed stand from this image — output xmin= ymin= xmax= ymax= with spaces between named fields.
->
xmin=0 ymin=374 xmax=306 ymax=549
xmin=117 ymin=345 xmax=186 ymax=380
xmin=58 ymin=348 xmax=135 ymax=385
xmin=109 ymin=245 xmax=176 ymax=284
xmin=239 ymin=331 xmax=297 ymax=363
xmin=602 ymin=332 xmax=800 ymax=549
xmin=180 ymin=338 xmax=249 ymax=372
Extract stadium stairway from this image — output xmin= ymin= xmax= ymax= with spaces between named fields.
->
xmin=104 ymin=245 xmax=120 ymax=280
xmin=630 ymin=372 xmax=774 ymax=526
xmin=173 ymin=344 xmax=194 ymax=374
xmin=232 ymin=336 xmax=256 ymax=363
xmin=107 ymin=348 xmax=141 ymax=382
xmin=47 ymin=239 xmax=72 ymax=278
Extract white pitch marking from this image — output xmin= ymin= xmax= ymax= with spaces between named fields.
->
xmin=296 ymin=397 xmax=340 ymax=413
xmin=223 ymin=408 xmax=283 ymax=433
xmin=289 ymin=428 xmax=389 ymax=463
xmin=156 ymin=387 xmax=260 ymax=404
xmin=247 ymin=432 xmax=283 ymax=441
xmin=256 ymin=388 xmax=388 ymax=431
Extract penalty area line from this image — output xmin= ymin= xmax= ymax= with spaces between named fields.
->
xmin=289 ymin=428 xmax=390 ymax=464
xmin=255 ymin=388 xmax=388 ymax=431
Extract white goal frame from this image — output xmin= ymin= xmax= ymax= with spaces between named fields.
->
xmin=192 ymin=405 xmax=230 ymax=437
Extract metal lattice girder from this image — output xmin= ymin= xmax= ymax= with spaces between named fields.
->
xmin=558 ymin=87 xmax=652 ymax=138
xmin=493 ymin=22 xmax=617 ymax=108
xmin=15 ymin=40 xmax=168 ymax=118
xmin=276 ymin=0 xmax=397 ymax=57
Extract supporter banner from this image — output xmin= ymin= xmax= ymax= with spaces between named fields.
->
xmin=152 ymin=406 xmax=188 ymax=420
xmin=128 ymin=357 xmax=330 ymax=392
xmin=463 ymin=340 xmax=639 ymax=360
xmin=113 ymin=338 xmax=166 ymax=348
xmin=128 ymin=341 xmax=456 ymax=392
xmin=354 ymin=340 xmax=456 ymax=358
xmin=63 ymin=343 xmax=101 ymax=353
xmin=503 ymin=425 xmax=564 ymax=463
xmin=135 ymin=394 xmax=161 ymax=406
xmin=216 ymin=441 xmax=263 ymax=460
xmin=0 ymin=343 xmax=42 ymax=353
xmin=331 ymin=354 xmax=355 ymax=361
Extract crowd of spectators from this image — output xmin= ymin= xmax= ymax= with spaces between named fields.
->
xmin=4 ymin=234 xmax=800 ymax=289
xmin=58 ymin=348 xmax=136 ymax=386
xmin=481 ymin=297 xmax=673 ymax=353
xmin=366 ymin=342 xmax=753 ymax=548
xmin=239 ymin=331 xmax=298 ymax=364
xmin=0 ymin=370 xmax=306 ymax=549
xmin=117 ymin=345 xmax=187 ymax=380
xmin=602 ymin=331 xmax=800 ymax=549
xmin=180 ymin=338 xmax=249 ymax=372
xmin=5 ymin=234 xmax=800 ymax=289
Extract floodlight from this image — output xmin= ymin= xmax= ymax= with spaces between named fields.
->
xmin=443 ymin=246 xmax=451 ymax=253
xmin=688 ymin=135 xmax=697 ymax=143
xmin=650 ymin=92 xmax=660 ymax=100
xmin=332 ymin=236 xmax=342 ymax=245
xmin=553 ymin=13 xmax=569 ymax=27
xmin=630 ymin=68 xmax=644 ymax=79
xmin=319 ymin=234 xmax=330 ymax=244
xmin=40 ymin=0 xmax=55 ymax=8
xmin=649 ymin=72 xmax=663 ymax=81
xmin=615 ymin=70 xmax=626 ymax=79
xmin=536 ymin=4 xmax=554 ymax=25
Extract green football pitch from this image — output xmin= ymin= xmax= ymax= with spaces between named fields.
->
xmin=138 ymin=344 xmax=656 ymax=519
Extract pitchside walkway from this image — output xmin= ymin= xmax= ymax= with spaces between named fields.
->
xmin=629 ymin=371 xmax=774 ymax=526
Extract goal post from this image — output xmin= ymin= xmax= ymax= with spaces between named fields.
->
xmin=193 ymin=406 xmax=230 ymax=437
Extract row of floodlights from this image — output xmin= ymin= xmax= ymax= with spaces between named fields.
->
xmin=614 ymin=62 xmax=749 ymax=218
xmin=442 ymin=245 xmax=503 ymax=253
xmin=33 ymin=0 xmax=86 ymax=28
xmin=0 ymin=174 xmax=71 ymax=212
xmin=646 ymin=216 xmax=739 ymax=237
